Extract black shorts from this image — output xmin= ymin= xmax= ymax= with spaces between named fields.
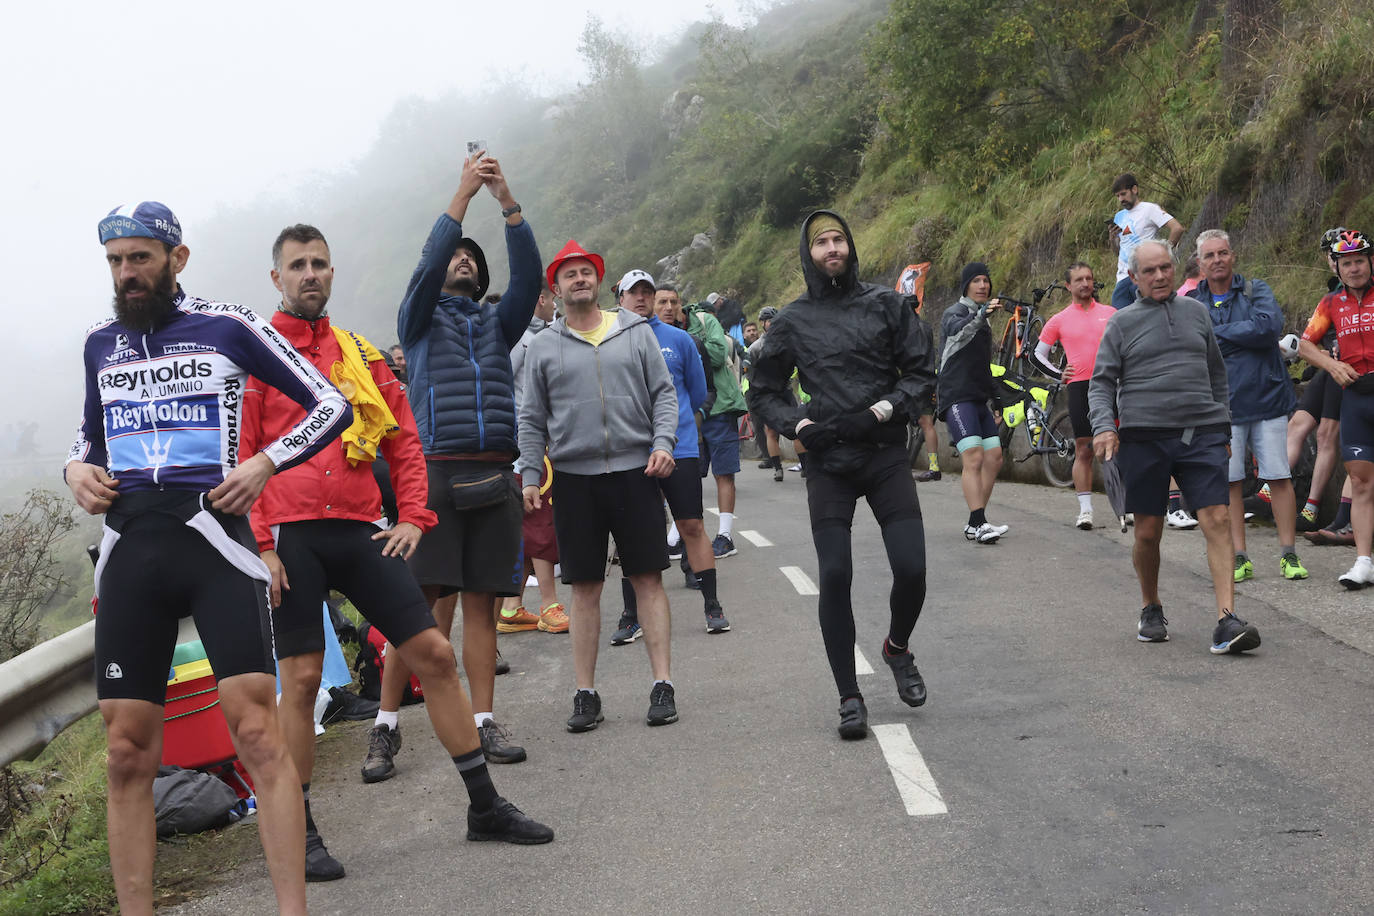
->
xmin=1340 ymin=389 xmax=1374 ymax=463
xmin=658 ymin=457 xmax=704 ymax=520
xmin=1298 ymin=370 xmax=1343 ymax=422
xmin=1117 ymin=429 xmax=1230 ymax=516
xmin=272 ymin=519 xmax=436 ymax=658
xmin=552 ymin=468 xmax=670 ymax=582
xmin=1066 ymin=380 xmax=1093 ymax=439
xmin=95 ymin=509 xmax=275 ymax=704
xmin=805 ymin=445 xmax=923 ymax=531
xmin=407 ymin=458 xmax=524 ymax=597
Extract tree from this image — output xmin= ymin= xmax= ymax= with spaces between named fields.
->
xmin=0 ymin=489 xmax=75 ymax=661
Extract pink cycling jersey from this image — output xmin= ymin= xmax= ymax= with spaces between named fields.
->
xmin=1039 ymin=300 xmax=1115 ymax=383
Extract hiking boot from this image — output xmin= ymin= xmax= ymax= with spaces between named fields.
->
xmin=361 ymin=724 xmax=401 ymax=783
xmin=305 ymin=826 xmax=346 ymax=881
xmin=1339 ymin=557 xmax=1374 ymax=590
xmin=837 ymin=697 xmax=868 ymax=740
xmin=646 ymin=682 xmax=679 ymax=726
xmin=478 ymin=719 xmax=527 ymax=764
xmin=1210 ymin=612 xmax=1261 ymax=655
xmin=1280 ymin=553 xmax=1309 ymax=581
xmin=773 ymin=465 xmax=785 ymax=482
xmin=497 ymin=605 xmax=541 ymax=633
xmin=1075 ymin=509 xmax=1093 ymax=530
xmin=963 ymin=523 xmax=1000 ymax=544
xmin=467 ymin=796 xmax=554 ymax=845
xmin=537 ymin=602 xmax=569 ymax=633
xmin=567 ymin=691 xmax=603 ymax=732
xmin=321 ymin=686 xmax=379 ymax=724
xmin=704 ymin=600 xmax=731 ymax=634
xmin=712 ymin=534 xmax=738 ymax=559
xmin=915 ymin=469 xmax=941 ymax=482
xmin=1166 ymin=508 xmax=1199 ymax=529
xmin=495 ymin=650 xmax=510 ymax=675
xmin=1137 ymin=604 xmax=1169 ymax=642
xmin=667 ymin=541 xmax=684 ymax=560
xmin=610 ymin=613 xmax=642 ymax=646
xmin=1234 ymin=555 xmax=1254 ymax=582
xmin=882 ymin=642 xmax=927 ymax=707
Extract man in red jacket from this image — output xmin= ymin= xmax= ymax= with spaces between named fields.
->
xmin=241 ymin=225 xmax=552 ymax=882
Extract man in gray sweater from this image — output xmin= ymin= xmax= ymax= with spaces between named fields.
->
xmin=517 ymin=240 xmax=681 ymax=732
xmin=1089 ymin=240 xmax=1261 ymax=656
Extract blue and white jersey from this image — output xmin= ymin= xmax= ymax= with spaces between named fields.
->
xmin=68 ymin=289 xmax=352 ymax=493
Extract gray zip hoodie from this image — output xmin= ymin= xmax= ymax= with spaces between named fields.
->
xmin=517 ymin=308 xmax=678 ymax=478
xmin=1087 ymin=293 xmax=1230 ymax=435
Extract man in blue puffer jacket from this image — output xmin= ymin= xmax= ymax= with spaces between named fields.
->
xmin=378 ymin=152 xmax=541 ymax=773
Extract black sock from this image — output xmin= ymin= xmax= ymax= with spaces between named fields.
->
xmin=771 ymin=455 xmax=783 ymax=470
xmin=697 ymin=567 xmax=718 ymax=604
xmin=302 ymin=784 xmax=317 ymax=832
xmin=883 ymin=637 xmax=906 ymax=657
xmin=1168 ymin=490 xmax=1182 ymax=512
xmin=1332 ymin=497 xmax=1352 ymax=530
xmin=969 ymin=508 xmax=986 ymax=527
xmin=453 ymin=748 xmax=498 ymax=812
xmin=621 ymin=576 xmax=637 ymax=615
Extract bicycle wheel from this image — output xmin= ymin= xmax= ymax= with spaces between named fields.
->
xmin=1041 ymin=410 xmax=1076 ymax=488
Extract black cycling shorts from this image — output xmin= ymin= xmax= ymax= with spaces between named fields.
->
xmin=272 ymin=519 xmax=436 ymax=658
xmin=657 ymin=457 xmax=704 ymax=521
xmin=407 ymin=458 xmax=524 ymax=598
xmin=552 ymin=468 xmax=669 ymax=582
xmin=95 ymin=511 xmax=275 ymax=704
xmin=1298 ymin=370 xmax=1343 ymax=422
xmin=1066 ymin=380 xmax=1093 ymax=440
xmin=805 ymin=445 xmax=923 ymax=531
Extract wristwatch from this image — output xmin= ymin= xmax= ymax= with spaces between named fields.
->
xmin=501 ymin=203 xmax=522 ymax=218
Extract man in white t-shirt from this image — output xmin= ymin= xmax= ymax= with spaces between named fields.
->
xmin=1110 ymin=172 xmax=1185 ymax=307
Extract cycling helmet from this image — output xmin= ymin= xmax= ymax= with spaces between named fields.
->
xmin=758 ymin=307 xmax=779 ymax=323
xmin=1320 ymin=226 xmax=1348 ymax=252
xmin=1331 ymin=229 xmax=1371 ymax=256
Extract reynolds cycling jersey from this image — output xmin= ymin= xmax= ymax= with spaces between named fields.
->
xmin=1301 ymin=285 xmax=1374 ymax=375
xmin=68 ymin=289 xmax=352 ymax=493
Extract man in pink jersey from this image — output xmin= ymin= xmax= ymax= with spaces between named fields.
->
xmin=1035 ymin=262 xmax=1115 ymax=529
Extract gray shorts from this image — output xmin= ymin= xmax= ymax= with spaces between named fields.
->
xmin=406 ymin=458 xmax=524 ymax=597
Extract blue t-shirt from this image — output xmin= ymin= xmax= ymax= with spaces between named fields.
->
xmin=646 ymin=315 xmax=708 ymax=459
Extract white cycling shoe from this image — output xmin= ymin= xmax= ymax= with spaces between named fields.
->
xmin=1075 ymin=509 xmax=1093 ymax=530
xmin=963 ymin=523 xmax=1001 ymax=544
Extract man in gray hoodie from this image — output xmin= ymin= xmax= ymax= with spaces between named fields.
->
xmin=517 ymin=240 xmax=681 ymax=732
xmin=1089 ymin=240 xmax=1261 ymax=656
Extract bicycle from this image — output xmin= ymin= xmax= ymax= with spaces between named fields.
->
xmin=994 ymin=373 xmax=1077 ymax=487
xmin=993 ymin=282 xmax=1067 ymax=377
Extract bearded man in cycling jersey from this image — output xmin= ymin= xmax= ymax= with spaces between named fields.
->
xmin=1298 ymin=229 xmax=1374 ymax=588
xmin=67 ymin=202 xmax=353 ymax=916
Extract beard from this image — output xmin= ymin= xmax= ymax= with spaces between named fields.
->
xmin=447 ymin=274 xmax=479 ymax=298
xmin=113 ymin=260 xmax=178 ymax=332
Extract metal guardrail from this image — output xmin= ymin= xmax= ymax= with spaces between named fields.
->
xmin=0 ymin=620 xmax=97 ymax=767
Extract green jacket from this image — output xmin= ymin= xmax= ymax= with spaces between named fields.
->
xmin=687 ymin=305 xmax=747 ymax=417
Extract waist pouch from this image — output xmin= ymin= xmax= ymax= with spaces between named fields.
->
xmin=448 ymin=468 xmax=513 ymax=511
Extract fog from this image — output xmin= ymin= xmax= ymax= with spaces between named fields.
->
xmin=0 ymin=0 xmax=758 ymax=473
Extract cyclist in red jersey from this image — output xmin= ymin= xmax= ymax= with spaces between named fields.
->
xmin=1298 ymin=229 xmax=1374 ymax=587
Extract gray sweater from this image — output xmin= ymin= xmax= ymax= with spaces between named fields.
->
xmin=516 ymin=308 xmax=678 ymax=478
xmin=1088 ymin=293 xmax=1231 ymax=435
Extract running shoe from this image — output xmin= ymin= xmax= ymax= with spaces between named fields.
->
xmin=1234 ymin=555 xmax=1254 ymax=582
xmin=478 ymin=719 xmax=527 ymax=764
xmin=466 ymin=797 xmax=555 ymax=845
xmin=1075 ymin=509 xmax=1093 ymax=530
xmin=305 ymin=826 xmax=346 ymax=881
xmin=788 ymin=463 xmax=802 ymax=472
xmin=684 ymin=567 xmax=701 ymax=590
xmin=497 ymin=604 xmax=541 ymax=633
xmin=712 ymin=534 xmax=738 ymax=559
xmin=495 ymin=650 xmax=510 ymax=675
xmin=915 ymin=469 xmax=942 ymax=482
xmin=1210 ymin=612 xmax=1261 ymax=655
xmin=837 ymin=697 xmax=868 ymax=740
xmin=1339 ymin=557 xmax=1374 ymax=590
xmin=881 ymin=642 xmax=927 ymax=707
xmin=773 ymin=465 xmax=785 ymax=482
xmin=361 ymin=724 xmax=401 ymax=783
xmin=667 ymin=541 xmax=684 ymax=560
xmin=1280 ymin=553 xmax=1309 ymax=581
xmin=610 ymin=613 xmax=642 ymax=645
xmin=567 ymin=691 xmax=603 ymax=732
xmin=757 ymin=459 xmax=772 ymax=469
xmin=1166 ymin=509 xmax=1199 ymax=529
xmin=963 ymin=523 xmax=1001 ymax=544
xmin=646 ymin=682 xmax=679 ymax=726
xmin=704 ymin=600 xmax=731 ymax=634
xmin=537 ymin=602 xmax=569 ymax=633
xmin=1137 ymin=604 xmax=1169 ymax=642
xmin=321 ymin=686 xmax=379 ymax=724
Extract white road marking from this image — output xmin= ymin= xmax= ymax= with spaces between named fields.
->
xmin=739 ymin=530 xmax=773 ymax=547
xmin=854 ymin=645 xmax=875 ymax=676
xmin=706 ymin=507 xmax=720 ymax=516
xmin=780 ymin=566 xmax=818 ymax=595
xmin=872 ymin=724 xmax=948 ymax=816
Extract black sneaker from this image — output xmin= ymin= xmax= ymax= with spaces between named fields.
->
xmin=361 ymin=724 xmax=401 ymax=783
xmin=882 ymin=643 xmax=927 ymax=707
xmin=757 ymin=459 xmax=772 ymax=469
xmin=610 ymin=613 xmax=642 ymax=646
xmin=704 ymin=601 xmax=731 ymax=634
xmin=1210 ymin=612 xmax=1260 ymax=655
xmin=567 ymin=691 xmax=603 ymax=732
xmin=495 ymin=650 xmax=511 ymax=676
xmin=837 ymin=696 xmax=868 ymax=740
xmin=646 ymin=682 xmax=679 ymax=726
xmin=467 ymin=796 xmax=554 ymax=845
xmin=304 ymin=826 xmax=346 ymax=881
xmin=478 ymin=719 xmax=527 ymax=764
xmin=684 ymin=567 xmax=701 ymax=589
xmin=321 ymin=686 xmax=380 ymax=724
xmin=712 ymin=534 xmax=738 ymax=559
xmin=1137 ymin=604 xmax=1169 ymax=642
xmin=667 ymin=541 xmax=684 ymax=560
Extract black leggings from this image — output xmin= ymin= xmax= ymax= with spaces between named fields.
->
xmin=807 ymin=446 xmax=928 ymax=700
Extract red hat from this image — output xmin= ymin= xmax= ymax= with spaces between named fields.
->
xmin=546 ymin=239 xmax=605 ymax=291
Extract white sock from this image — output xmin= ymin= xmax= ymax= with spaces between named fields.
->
xmin=474 ymin=712 xmax=493 ymax=729
xmin=666 ymin=521 xmax=681 ymax=546
xmin=1077 ymin=492 xmax=1092 ymax=512
xmin=654 ymin=679 xmax=674 ymax=688
xmin=374 ymin=709 xmax=399 ymax=730
xmin=718 ymin=512 xmax=735 ymax=538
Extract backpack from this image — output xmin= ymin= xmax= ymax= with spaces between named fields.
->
xmin=354 ymin=621 xmax=424 ymax=704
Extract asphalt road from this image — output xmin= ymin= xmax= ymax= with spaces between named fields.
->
xmin=167 ymin=466 xmax=1374 ymax=915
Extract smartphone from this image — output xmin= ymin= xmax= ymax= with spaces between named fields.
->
xmin=467 ymin=140 xmax=488 ymax=159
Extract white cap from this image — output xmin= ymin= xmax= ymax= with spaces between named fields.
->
xmin=616 ymin=269 xmax=655 ymax=296
xmin=1279 ymin=333 xmax=1299 ymax=360
xmin=706 ymin=292 xmax=720 ymax=305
